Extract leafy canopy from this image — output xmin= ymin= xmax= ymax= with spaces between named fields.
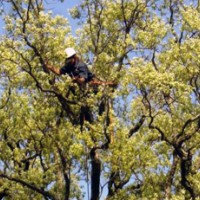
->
xmin=0 ymin=0 xmax=200 ymax=200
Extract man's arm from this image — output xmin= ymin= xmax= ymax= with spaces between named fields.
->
xmin=45 ymin=60 xmax=61 ymax=75
xmin=45 ymin=60 xmax=86 ymax=84
xmin=46 ymin=63 xmax=85 ymax=84
xmin=46 ymin=64 xmax=61 ymax=75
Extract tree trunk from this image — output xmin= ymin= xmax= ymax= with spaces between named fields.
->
xmin=90 ymin=148 xmax=101 ymax=200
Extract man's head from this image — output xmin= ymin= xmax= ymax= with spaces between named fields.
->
xmin=64 ymin=47 xmax=78 ymax=66
xmin=65 ymin=47 xmax=76 ymax=59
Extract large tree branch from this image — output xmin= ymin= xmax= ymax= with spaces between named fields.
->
xmin=128 ymin=115 xmax=145 ymax=137
xmin=0 ymin=173 xmax=55 ymax=200
xmin=149 ymin=121 xmax=172 ymax=145
xmin=90 ymin=147 xmax=101 ymax=200
xmin=180 ymin=150 xmax=196 ymax=199
xmin=169 ymin=0 xmax=174 ymax=26
xmin=10 ymin=0 xmax=23 ymax=20
xmin=49 ymin=135 xmax=71 ymax=200
xmin=57 ymin=146 xmax=71 ymax=200
xmin=173 ymin=144 xmax=196 ymax=199
xmin=152 ymin=48 xmax=158 ymax=70
xmin=176 ymin=114 xmax=200 ymax=140
xmin=0 ymin=189 xmax=9 ymax=199
xmin=164 ymin=151 xmax=178 ymax=199
xmin=142 ymin=88 xmax=172 ymax=144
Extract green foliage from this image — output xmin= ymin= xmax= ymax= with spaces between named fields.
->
xmin=0 ymin=0 xmax=200 ymax=199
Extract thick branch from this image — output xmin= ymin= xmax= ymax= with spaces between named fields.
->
xmin=169 ymin=0 xmax=174 ymax=26
xmin=128 ymin=115 xmax=145 ymax=137
xmin=180 ymin=151 xmax=196 ymax=199
xmin=0 ymin=190 xmax=9 ymax=199
xmin=149 ymin=120 xmax=172 ymax=145
xmin=173 ymin=144 xmax=196 ymax=199
xmin=90 ymin=148 xmax=101 ymax=200
xmin=164 ymin=152 xmax=178 ymax=199
xmin=55 ymin=143 xmax=70 ymax=200
xmin=152 ymin=48 xmax=158 ymax=70
xmin=142 ymin=88 xmax=171 ymax=144
xmin=177 ymin=114 xmax=200 ymax=140
xmin=0 ymin=173 xmax=55 ymax=200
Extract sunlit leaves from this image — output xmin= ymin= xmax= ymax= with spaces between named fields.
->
xmin=136 ymin=15 xmax=168 ymax=48
xmin=0 ymin=0 xmax=200 ymax=199
xmin=181 ymin=6 xmax=200 ymax=31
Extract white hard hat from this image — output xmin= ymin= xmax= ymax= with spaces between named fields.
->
xmin=65 ymin=47 xmax=76 ymax=58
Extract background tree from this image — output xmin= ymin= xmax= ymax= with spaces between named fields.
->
xmin=0 ymin=0 xmax=200 ymax=200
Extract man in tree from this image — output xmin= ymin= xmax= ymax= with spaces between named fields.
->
xmin=46 ymin=47 xmax=96 ymax=129
xmin=46 ymin=47 xmax=95 ymax=85
xmin=46 ymin=47 xmax=116 ymax=130
xmin=46 ymin=47 xmax=117 ymax=89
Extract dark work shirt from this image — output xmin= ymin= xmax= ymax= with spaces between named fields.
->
xmin=60 ymin=60 xmax=94 ymax=82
